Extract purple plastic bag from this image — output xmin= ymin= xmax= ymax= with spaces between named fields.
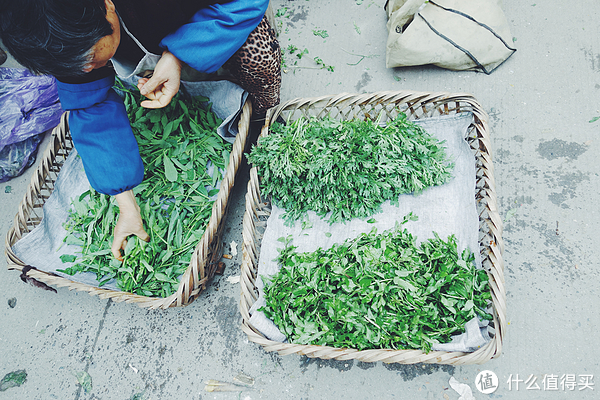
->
xmin=0 ymin=68 xmax=63 ymax=147
xmin=0 ymin=68 xmax=63 ymax=181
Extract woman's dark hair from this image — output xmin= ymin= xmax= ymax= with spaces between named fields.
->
xmin=0 ymin=0 xmax=113 ymax=77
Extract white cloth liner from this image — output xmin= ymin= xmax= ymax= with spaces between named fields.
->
xmin=249 ymin=112 xmax=491 ymax=353
xmin=11 ymin=81 xmax=247 ymax=289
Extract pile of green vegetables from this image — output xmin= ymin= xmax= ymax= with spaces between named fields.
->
xmin=58 ymin=80 xmax=231 ymax=298
xmin=251 ymin=114 xmax=490 ymax=352
xmin=247 ymin=113 xmax=454 ymax=224
xmin=261 ymin=215 xmax=492 ymax=352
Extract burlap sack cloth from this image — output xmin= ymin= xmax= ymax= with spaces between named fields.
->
xmin=385 ymin=0 xmax=516 ymax=74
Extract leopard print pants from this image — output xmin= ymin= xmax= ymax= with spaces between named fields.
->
xmin=224 ymin=16 xmax=281 ymax=114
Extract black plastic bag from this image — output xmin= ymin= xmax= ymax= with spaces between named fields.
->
xmin=0 ymin=133 xmax=44 ymax=183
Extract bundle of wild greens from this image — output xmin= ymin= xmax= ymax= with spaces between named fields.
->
xmin=247 ymin=113 xmax=454 ymax=225
xmin=57 ymin=81 xmax=231 ymax=297
xmin=261 ymin=215 xmax=492 ymax=353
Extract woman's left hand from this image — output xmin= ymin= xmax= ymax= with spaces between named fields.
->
xmin=111 ymin=190 xmax=150 ymax=261
xmin=137 ymin=50 xmax=182 ymax=109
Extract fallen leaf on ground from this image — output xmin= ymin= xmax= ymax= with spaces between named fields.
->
xmin=0 ymin=370 xmax=27 ymax=392
xmin=74 ymin=371 xmax=92 ymax=393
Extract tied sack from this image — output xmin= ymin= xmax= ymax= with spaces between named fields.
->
xmin=385 ymin=0 xmax=516 ymax=74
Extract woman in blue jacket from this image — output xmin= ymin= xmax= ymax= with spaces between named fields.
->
xmin=0 ymin=0 xmax=280 ymax=260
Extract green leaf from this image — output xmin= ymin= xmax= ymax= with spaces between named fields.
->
xmin=160 ymin=248 xmax=173 ymax=264
xmin=463 ymin=299 xmax=474 ymax=311
xmin=441 ymin=297 xmax=457 ymax=314
xmin=301 ymin=220 xmax=313 ymax=230
xmin=0 ymin=370 xmax=27 ymax=391
xmin=154 ymin=272 xmax=169 ymax=282
xmin=60 ymin=254 xmax=77 ymax=263
xmin=504 ymin=208 xmax=518 ymax=221
xmin=64 ymin=235 xmax=84 ymax=246
xmin=124 ymin=237 xmax=137 ymax=256
xmin=74 ymin=371 xmax=92 ymax=393
xmin=393 ymin=277 xmax=418 ymax=292
xmin=163 ymin=155 xmax=178 ymax=182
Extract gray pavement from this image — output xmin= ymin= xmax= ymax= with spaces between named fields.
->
xmin=2 ymin=0 xmax=599 ymax=399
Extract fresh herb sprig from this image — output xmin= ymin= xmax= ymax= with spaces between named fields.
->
xmin=312 ymin=29 xmax=329 ymax=39
xmin=281 ymin=45 xmax=335 ymax=72
xmin=248 ymin=114 xmax=454 ymax=225
xmin=261 ymin=215 xmax=491 ymax=352
xmin=58 ymin=81 xmax=231 ymax=297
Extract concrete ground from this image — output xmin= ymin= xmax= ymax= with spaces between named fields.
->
xmin=1 ymin=0 xmax=599 ymax=399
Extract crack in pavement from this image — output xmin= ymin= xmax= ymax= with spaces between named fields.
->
xmin=74 ymin=299 xmax=112 ymax=400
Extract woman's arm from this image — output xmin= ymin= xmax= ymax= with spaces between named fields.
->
xmin=56 ymin=73 xmax=149 ymax=259
xmin=136 ymin=0 xmax=268 ymax=108
xmin=159 ymin=0 xmax=268 ymax=73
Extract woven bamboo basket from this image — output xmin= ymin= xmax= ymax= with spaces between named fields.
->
xmin=5 ymin=99 xmax=252 ymax=309
xmin=240 ymin=90 xmax=505 ymax=365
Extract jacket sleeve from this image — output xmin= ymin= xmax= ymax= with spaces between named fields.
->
xmin=159 ymin=0 xmax=269 ymax=73
xmin=56 ymin=75 xmax=144 ymax=196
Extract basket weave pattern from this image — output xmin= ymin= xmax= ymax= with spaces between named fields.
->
xmin=5 ymin=100 xmax=251 ymax=309
xmin=240 ymin=91 xmax=505 ymax=364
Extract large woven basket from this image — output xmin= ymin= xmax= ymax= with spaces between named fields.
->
xmin=240 ymin=91 xmax=505 ymax=365
xmin=5 ymin=99 xmax=252 ymax=309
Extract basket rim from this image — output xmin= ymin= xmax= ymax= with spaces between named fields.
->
xmin=239 ymin=89 xmax=506 ymax=365
xmin=5 ymin=98 xmax=252 ymax=309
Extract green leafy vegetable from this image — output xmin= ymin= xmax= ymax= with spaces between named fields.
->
xmin=280 ymin=45 xmax=334 ymax=72
xmin=296 ymin=48 xmax=309 ymax=59
xmin=312 ymin=29 xmax=329 ymax=39
xmin=59 ymin=254 xmax=77 ymax=263
xmin=0 ymin=370 xmax=27 ymax=392
xmin=248 ymin=114 xmax=454 ymax=225
xmin=313 ymin=57 xmax=335 ymax=72
xmin=275 ymin=7 xmax=288 ymax=18
xmin=261 ymin=216 xmax=491 ymax=353
xmin=58 ymin=80 xmax=230 ymax=298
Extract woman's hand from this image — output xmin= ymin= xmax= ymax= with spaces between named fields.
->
xmin=112 ymin=190 xmax=150 ymax=261
xmin=137 ymin=50 xmax=183 ymax=109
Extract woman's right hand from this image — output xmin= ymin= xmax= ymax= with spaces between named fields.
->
xmin=137 ymin=50 xmax=182 ymax=109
